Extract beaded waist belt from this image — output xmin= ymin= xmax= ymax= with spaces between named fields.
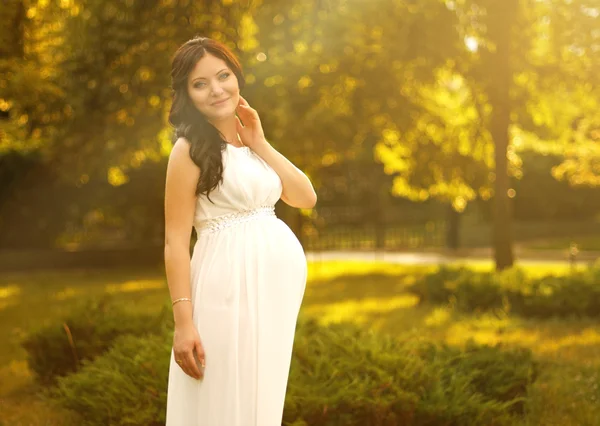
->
xmin=196 ymin=205 xmax=276 ymax=235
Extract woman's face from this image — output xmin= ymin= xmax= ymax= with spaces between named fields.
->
xmin=187 ymin=53 xmax=239 ymax=122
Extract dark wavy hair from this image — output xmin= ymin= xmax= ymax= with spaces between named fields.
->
xmin=168 ymin=36 xmax=245 ymax=200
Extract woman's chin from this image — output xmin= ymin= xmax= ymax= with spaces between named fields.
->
xmin=206 ymin=109 xmax=235 ymax=122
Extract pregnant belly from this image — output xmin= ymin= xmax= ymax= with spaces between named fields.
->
xmin=192 ymin=216 xmax=307 ymax=309
xmin=193 ymin=216 xmax=306 ymax=275
xmin=266 ymin=218 xmax=306 ymax=262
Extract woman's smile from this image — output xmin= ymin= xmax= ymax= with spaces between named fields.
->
xmin=212 ymin=97 xmax=230 ymax=106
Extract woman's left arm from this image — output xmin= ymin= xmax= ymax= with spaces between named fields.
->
xmin=253 ymin=142 xmax=317 ymax=209
xmin=235 ymin=95 xmax=317 ymax=209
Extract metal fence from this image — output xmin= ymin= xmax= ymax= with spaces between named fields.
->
xmin=301 ymin=222 xmax=447 ymax=252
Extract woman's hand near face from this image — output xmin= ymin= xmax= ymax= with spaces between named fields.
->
xmin=235 ymin=95 xmax=269 ymax=150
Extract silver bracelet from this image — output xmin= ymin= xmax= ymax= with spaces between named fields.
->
xmin=172 ymin=297 xmax=192 ymax=306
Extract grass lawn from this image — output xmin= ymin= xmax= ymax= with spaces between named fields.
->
xmin=1 ymin=261 xmax=599 ymax=425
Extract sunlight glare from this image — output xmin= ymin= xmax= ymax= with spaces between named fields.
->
xmin=105 ymin=279 xmax=165 ymax=294
xmin=424 ymin=306 xmax=452 ymax=326
xmin=0 ymin=285 xmax=20 ymax=300
xmin=538 ymin=328 xmax=600 ymax=354
xmin=303 ymin=294 xmax=419 ymax=325
xmin=465 ymin=36 xmax=479 ymax=52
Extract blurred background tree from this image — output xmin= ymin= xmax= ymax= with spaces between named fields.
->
xmin=0 ymin=0 xmax=598 ymax=270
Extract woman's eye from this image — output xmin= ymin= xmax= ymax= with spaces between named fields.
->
xmin=194 ymin=73 xmax=228 ymax=88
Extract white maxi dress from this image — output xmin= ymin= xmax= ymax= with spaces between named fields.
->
xmin=165 ymin=143 xmax=307 ymax=426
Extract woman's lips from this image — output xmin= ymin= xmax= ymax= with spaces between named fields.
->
xmin=212 ymin=98 xmax=229 ymax=106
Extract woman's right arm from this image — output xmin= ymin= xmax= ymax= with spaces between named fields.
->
xmin=164 ymin=137 xmax=199 ymax=326
xmin=164 ymin=137 xmax=204 ymax=379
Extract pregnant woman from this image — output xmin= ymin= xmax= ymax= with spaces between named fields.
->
xmin=163 ymin=36 xmax=316 ymax=426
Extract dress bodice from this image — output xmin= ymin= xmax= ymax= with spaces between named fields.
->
xmin=193 ymin=144 xmax=283 ymax=228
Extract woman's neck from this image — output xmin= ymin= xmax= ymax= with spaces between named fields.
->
xmin=209 ymin=115 xmax=241 ymax=146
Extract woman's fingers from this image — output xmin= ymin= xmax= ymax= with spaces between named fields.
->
xmin=175 ymin=349 xmax=203 ymax=380
xmin=236 ymin=104 xmax=252 ymax=116
xmin=175 ymin=353 xmax=189 ymax=375
xmin=173 ymin=326 xmax=205 ymax=380
xmin=185 ymin=350 xmax=203 ymax=379
xmin=238 ymin=96 xmax=255 ymax=112
xmin=236 ymin=115 xmax=245 ymax=130
xmin=237 ymin=106 xmax=257 ymax=124
xmin=195 ymin=340 xmax=206 ymax=370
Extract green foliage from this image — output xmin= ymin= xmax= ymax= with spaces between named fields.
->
xmin=45 ymin=307 xmax=537 ymax=426
xmin=22 ymin=294 xmax=172 ymax=385
xmin=409 ymin=263 xmax=600 ymax=318
xmin=513 ymin=151 xmax=600 ymax=221
xmin=284 ymin=319 xmax=536 ymax=426
xmin=2 ymin=0 xmax=598 ymax=256
xmin=46 ymin=333 xmax=170 ymax=426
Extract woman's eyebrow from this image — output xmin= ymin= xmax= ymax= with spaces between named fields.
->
xmin=191 ymin=68 xmax=228 ymax=82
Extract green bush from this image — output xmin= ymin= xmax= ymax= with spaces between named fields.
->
xmin=46 ymin=333 xmax=171 ymax=426
xmin=22 ymin=294 xmax=172 ymax=385
xmin=284 ymin=320 xmax=537 ymax=426
xmin=408 ymin=263 xmax=600 ymax=318
xmin=47 ymin=315 xmax=537 ymax=426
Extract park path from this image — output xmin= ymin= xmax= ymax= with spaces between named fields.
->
xmin=305 ymin=247 xmax=600 ymax=265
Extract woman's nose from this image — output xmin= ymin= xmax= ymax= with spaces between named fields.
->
xmin=210 ymin=82 xmax=224 ymax=95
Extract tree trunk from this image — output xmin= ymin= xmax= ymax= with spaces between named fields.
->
xmin=486 ymin=0 xmax=518 ymax=270
xmin=0 ymin=0 xmax=25 ymax=59
xmin=446 ymin=204 xmax=460 ymax=250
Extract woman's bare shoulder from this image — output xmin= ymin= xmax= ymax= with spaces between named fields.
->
xmin=166 ymin=137 xmax=201 ymax=186
xmin=169 ymin=137 xmax=196 ymax=165
xmin=171 ymin=136 xmax=191 ymax=154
